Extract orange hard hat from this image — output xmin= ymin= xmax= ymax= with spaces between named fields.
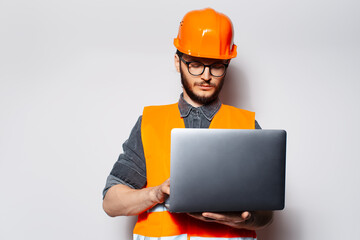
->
xmin=174 ymin=8 xmax=237 ymax=59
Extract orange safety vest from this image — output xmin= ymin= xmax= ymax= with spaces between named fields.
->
xmin=134 ymin=103 xmax=256 ymax=240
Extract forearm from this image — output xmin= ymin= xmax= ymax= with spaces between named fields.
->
xmin=102 ymin=184 xmax=159 ymax=217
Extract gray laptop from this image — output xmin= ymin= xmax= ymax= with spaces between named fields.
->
xmin=168 ymin=129 xmax=286 ymax=213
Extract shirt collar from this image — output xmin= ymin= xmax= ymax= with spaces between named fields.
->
xmin=178 ymin=94 xmax=221 ymax=121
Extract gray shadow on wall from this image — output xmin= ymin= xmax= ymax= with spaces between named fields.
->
xmin=219 ymin=63 xmax=251 ymax=109
xmin=256 ymin=210 xmax=300 ymax=240
xmin=220 ymin=63 xmax=296 ymax=240
xmin=118 ymin=216 xmax=137 ymax=239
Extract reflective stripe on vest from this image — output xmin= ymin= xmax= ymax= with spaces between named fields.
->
xmin=134 ymin=233 xmax=188 ymax=240
xmin=134 ymin=234 xmax=258 ymax=240
xmin=134 ymin=103 xmax=256 ymax=239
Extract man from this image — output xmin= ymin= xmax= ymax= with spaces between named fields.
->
xmin=103 ymin=8 xmax=273 ymax=240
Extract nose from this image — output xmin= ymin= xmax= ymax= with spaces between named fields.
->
xmin=201 ymin=66 xmax=212 ymax=81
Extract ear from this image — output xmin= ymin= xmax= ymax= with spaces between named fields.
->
xmin=174 ymin=54 xmax=180 ymax=73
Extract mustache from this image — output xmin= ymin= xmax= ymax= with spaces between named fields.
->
xmin=194 ymin=82 xmax=217 ymax=87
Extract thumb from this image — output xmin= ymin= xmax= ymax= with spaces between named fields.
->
xmin=242 ymin=211 xmax=251 ymax=220
xmin=162 ymin=178 xmax=170 ymax=195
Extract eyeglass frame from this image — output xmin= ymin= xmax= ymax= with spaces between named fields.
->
xmin=178 ymin=55 xmax=229 ymax=77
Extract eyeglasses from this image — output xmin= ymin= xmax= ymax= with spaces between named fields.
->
xmin=179 ymin=56 xmax=229 ymax=77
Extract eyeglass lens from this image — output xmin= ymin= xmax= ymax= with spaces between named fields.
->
xmin=188 ymin=62 xmax=226 ymax=77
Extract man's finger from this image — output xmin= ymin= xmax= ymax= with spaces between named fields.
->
xmin=202 ymin=212 xmax=250 ymax=223
xmin=162 ymin=178 xmax=170 ymax=195
xmin=187 ymin=213 xmax=217 ymax=222
xmin=202 ymin=212 xmax=227 ymax=221
xmin=241 ymin=211 xmax=251 ymax=220
xmin=163 ymin=185 xmax=170 ymax=195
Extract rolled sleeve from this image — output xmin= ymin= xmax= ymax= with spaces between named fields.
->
xmin=103 ymin=116 xmax=147 ymax=199
xmin=102 ymin=174 xmax=133 ymax=198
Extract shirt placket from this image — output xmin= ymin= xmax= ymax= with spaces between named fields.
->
xmin=190 ymin=109 xmax=201 ymax=128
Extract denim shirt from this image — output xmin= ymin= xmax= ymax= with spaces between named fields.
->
xmin=103 ymin=96 xmax=261 ymax=198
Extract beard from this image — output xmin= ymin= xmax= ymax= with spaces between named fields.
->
xmin=180 ymin=67 xmax=225 ymax=105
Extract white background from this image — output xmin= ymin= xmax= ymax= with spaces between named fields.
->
xmin=1 ymin=0 xmax=359 ymax=239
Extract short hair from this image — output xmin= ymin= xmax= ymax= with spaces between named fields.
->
xmin=176 ymin=50 xmax=183 ymax=58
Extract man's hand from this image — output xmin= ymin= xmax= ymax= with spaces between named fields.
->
xmin=187 ymin=211 xmax=273 ymax=230
xmin=187 ymin=211 xmax=251 ymax=228
xmin=150 ymin=178 xmax=170 ymax=204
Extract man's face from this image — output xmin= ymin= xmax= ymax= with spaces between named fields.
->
xmin=175 ymin=54 xmax=229 ymax=107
